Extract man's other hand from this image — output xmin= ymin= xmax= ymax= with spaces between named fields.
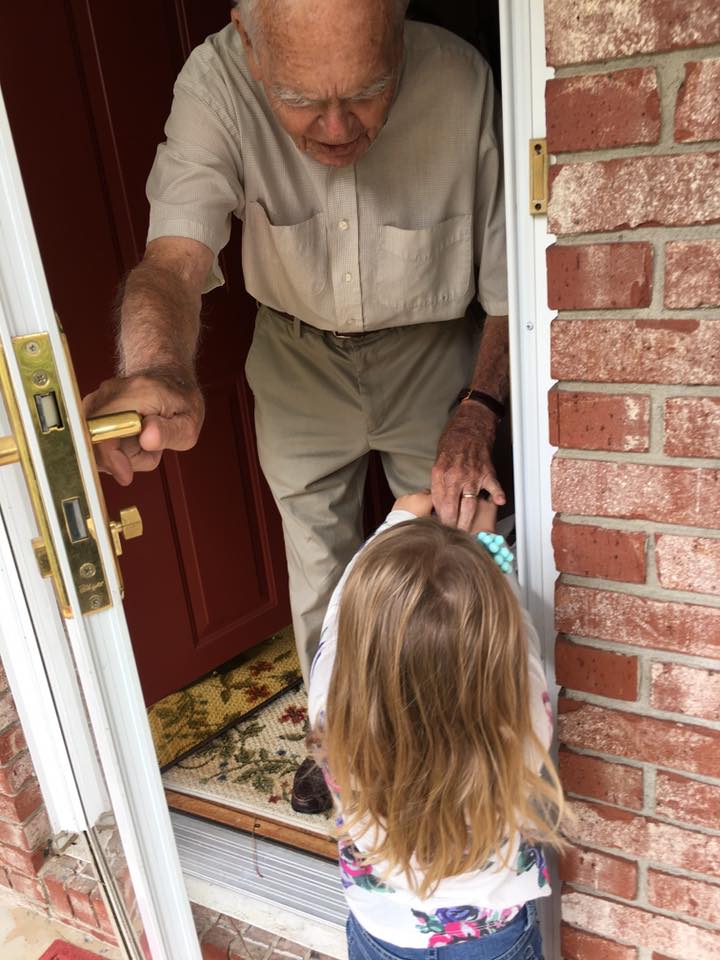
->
xmin=431 ymin=401 xmax=506 ymax=530
xmin=83 ymin=370 xmax=205 ymax=486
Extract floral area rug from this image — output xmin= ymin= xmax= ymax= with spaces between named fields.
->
xmin=162 ymin=685 xmax=335 ymax=837
xmin=148 ymin=627 xmax=301 ymax=770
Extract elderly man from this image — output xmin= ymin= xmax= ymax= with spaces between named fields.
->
xmin=86 ymin=0 xmax=509 ymax=813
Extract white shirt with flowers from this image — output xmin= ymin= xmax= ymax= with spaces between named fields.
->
xmin=308 ymin=511 xmax=554 ymax=948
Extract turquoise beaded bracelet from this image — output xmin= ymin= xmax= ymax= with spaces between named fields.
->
xmin=476 ymin=531 xmax=514 ymax=574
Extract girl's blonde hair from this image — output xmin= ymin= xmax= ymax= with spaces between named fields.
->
xmin=322 ymin=518 xmax=565 ymax=897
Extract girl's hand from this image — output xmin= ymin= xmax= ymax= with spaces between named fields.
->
xmin=392 ymin=491 xmax=433 ymax=517
xmin=470 ymin=496 xmax=497 ymax=534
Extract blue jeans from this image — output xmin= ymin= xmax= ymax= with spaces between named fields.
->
xmin=346 ymin=902 xmax=543 ymax=960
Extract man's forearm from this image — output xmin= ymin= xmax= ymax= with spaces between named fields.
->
xmin=468 ymin=314 xmax=509 ymax=403
xmin=117 ymin=260 xmax=202 ymax=379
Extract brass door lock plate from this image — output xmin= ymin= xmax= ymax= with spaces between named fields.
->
xmin=0 ymin=332 xmax=144 ymax=616
xmin=529 ymin=138 xmax=548 ymax=215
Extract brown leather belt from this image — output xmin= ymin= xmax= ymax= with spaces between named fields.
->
xmin=263 ymin=306 xmax=370 ymax=339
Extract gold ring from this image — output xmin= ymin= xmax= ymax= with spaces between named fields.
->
xmin=461 ymin=492 xmax=479 ymax=499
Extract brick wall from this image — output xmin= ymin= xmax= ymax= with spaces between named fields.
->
xmin=545 ymin=2 xmax=720 ymax=959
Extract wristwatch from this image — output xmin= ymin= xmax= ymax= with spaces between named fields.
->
xmin=453 ymin=388 xmax=506 ymax=419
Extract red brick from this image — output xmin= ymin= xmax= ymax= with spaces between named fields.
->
xmin=549 ymin=154 xmax=720 ymax=235
xmin=552 ymin=519 xmax=646 ymax=583
xmin=201 ymin=924 xmax=243 ymax=960
xmin=561 ymin=844 xmax=638 ymax=899
xmin=546 ymin=69 xmax=660 ymax=152
xmin=561 ymin=925 xmax=637 ymax=960
xmin=0 ymin=807 xmax=51 ymax=852
xmin=545 ymin=0 xmax=720 ymax=66
xmin=549 ymin=390 xmax=650 ymax=454
xmin=562 ymin=890 xmax=720 ymax=959
xmin=665 ymin=241 xmax=720 ymax=308
xmin=7 ymin=868 xmax=46 ymax=903
xmin=551 ymin=318 xmax=720 ymax=385
xmin=42 ymin=857 xmax=77 ymax=918
xmin=555 ymin=583 xmax=720 ymax=659
xmin=558 ymin=698 xmax=720 ymax=778
xmin=67 ymin=875 xmax=100 ymax=929
xmin=0 ymin=779 xmax=44 ymax=823
xmin=0 ymin=840 xmax=47 ymax=875
xmin=655 ymin=771 xmax=720 ymax=830
xmin=0 ymin=750 xmax=35 ymax=796
xmin=675 ymin=58 xmax=720 ymax=142
xmin=192 ymin=903 xmax=221 ymax=939
xmin=548 ymin=243 xmax=652 ymax=311
xmin=0 ymin=723 xmax=26 ymax=765
xmin=556 ymin=639 xmax=638 ymax=701
xmin=655 ymin=534 xmax=720 ymax=594
xmin=648 ymin=868 xmax=720 ymax=924
xmin=567 ymin=799 xmax=720 ymax=878
xmin=91 ymin=886 xmax=117 ymax=936
xmin=0 ymin=692 xmax=19 ymax=731
xmin=651 ymin=662 xmax=720 ymax=721
xmin=664 ymin=396 xmax=720 ymax=459
xmin=552 ymin=459 xmax=720 ymax=527
xmin=559 ymin=748 xmax=644 ymax=809
xmin=0 ymin=663 xmax=7 ymax=694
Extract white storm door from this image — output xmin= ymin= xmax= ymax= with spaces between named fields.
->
xmin=0 ymin=84 xmax=201 ymax=960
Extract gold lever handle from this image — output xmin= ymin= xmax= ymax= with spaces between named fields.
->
xmin=0 ymin=410 xmax=142 ymax=467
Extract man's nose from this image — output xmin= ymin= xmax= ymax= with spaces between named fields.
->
xmin=319 ymin=102 xmax=355 ymax=142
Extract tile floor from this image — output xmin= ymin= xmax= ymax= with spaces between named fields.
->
xmin=0 ymin=892 xmax=120 ymax=960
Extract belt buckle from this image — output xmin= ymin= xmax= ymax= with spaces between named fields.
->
xmin=332 ymin=328 xmax=365 ymax=340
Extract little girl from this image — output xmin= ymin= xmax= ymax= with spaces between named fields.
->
xmin=308 ymin=492 xmax=564 ymax=960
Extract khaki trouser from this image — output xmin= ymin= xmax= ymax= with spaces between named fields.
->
xmin=245 ymin=306 xmax=480 ymax=683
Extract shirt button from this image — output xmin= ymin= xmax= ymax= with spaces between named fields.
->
xmin=338 ymin=219 xmax=349 ymax=231
xmin=343 ymin=272 xmax=352 ymax=283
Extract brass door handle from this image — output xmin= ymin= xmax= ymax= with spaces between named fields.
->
xmin=0 ymin=410 xmax=142 ymax=466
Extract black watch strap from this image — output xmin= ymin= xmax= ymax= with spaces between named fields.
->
xmin=454 ymin=388 xmax=506 ymax=419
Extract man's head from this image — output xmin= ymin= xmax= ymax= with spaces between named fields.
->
xmin=232 ymin=0 xmax=408 ymax=167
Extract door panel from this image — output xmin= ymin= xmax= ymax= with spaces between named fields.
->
xmin=0 ymin=1 xmax=290 ymax=705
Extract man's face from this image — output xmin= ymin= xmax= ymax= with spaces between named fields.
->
xmin=233 ymin=1 xmax=402 ymax=168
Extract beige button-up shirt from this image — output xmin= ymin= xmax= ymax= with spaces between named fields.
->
xmin=147 ymin=20 xmax=508 ymax=332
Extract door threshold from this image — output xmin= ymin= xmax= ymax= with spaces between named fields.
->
xmin=171 ymin=810 xmax=347 ymax=952
xmin=166 ymin=789 xmax=337 ymax=860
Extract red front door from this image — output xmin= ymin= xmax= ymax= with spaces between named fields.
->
xmin=0 ymin=1 xmax=291 ymax=705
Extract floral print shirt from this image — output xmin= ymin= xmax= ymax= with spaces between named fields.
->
xmin=308 ymin=511 xmax=554 ymax=948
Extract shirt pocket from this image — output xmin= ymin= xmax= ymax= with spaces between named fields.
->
xmin=243 ymin=201 xmax=328 ymax=311
xmin=376 ymin=214 xmax=473 ymax=312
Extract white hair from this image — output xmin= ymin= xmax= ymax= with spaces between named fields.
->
xmin=236 ymin=0 xmax=409 ymax=44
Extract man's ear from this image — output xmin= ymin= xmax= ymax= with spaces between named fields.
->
xmin=230 ymin=9 xmax=263 ymax=81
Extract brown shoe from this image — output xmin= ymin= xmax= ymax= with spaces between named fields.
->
xmin=291 ymin=757 xmax=333 ymax=814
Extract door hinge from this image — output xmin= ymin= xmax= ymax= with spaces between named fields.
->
xmin=529 ymin=138 xmax=548 ymax=215
xmin=0 ymin=332 xmax=143 ymax=617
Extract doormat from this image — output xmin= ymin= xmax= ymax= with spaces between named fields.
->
xmin=148 ymin=626 xmax=301 ymax=770
xmin=162 ymin=684 xmax=335 ymax=841
xmin=38 ymin=942 xmax=105 ymax=960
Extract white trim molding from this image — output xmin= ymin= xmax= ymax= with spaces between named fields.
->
xmin=499 ymin=1 xmax=560 ymax=958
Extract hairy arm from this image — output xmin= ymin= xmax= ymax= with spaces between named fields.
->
xmin=432 ymin=314 xmax=509 ymax=529
xmin=118 ymin=237 xmax=210 ymax=376
xmin=84 ymin=236 xmax=214 ymax=485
